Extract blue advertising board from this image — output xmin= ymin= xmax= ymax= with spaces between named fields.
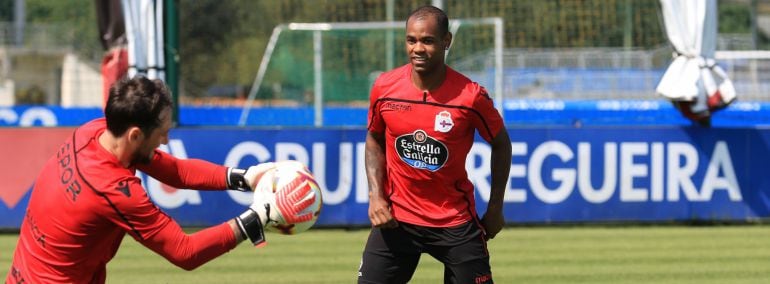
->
xmin=4 ymin=100 xmax=770 ymax=128
xmin=2 ymin=126 xmax=768 ymax=228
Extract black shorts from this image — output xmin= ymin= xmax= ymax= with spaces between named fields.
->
xmin=357 ymin=221 xmax=493 ymax=284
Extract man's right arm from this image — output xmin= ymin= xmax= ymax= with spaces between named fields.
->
xmin=128 ymin=175 xmax=316 ymax=270
xmin=365 ymin=131 xmax=397 ymax=228
xmin=138 ymin=149 xmax=274 ymax=192
xmin=137 ymin=150 xmax=228 ymax=190
xmin=110 ymin=179 xmax=241 ymax=270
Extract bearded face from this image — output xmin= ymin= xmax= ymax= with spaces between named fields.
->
xmin=130 ymin=109 xmax=172 ymax=166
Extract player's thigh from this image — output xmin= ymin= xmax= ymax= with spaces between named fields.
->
xmin=428 ymin=237 xmax=493 ymax=284
xmin=442 ymin=255 xmax=492 ymax=284
xmin=358 ymin=227 xmax=421 ymax=284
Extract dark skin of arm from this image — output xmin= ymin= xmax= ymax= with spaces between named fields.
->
xmin=481 ymin=128 xmax=511 ymax=240
xmin=365 ymin=131 xmax=399 ymax=228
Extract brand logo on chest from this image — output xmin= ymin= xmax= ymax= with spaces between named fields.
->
xmin=395 ymin=130 xmax=448 ymax=171
xmin=383 ymin=102 xmax=412 ymax=112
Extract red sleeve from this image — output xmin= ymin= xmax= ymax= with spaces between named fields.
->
xmin=471 ymin=86 xmax=505 ymax=143
xmin=137 ymin=149 xmax=228 ymax=190
xmin=140 ymin=221 xmax=238 ymax=270
xmin=367 ymin=77 xmax=385 ymax=133
xmin=109 ymin=177 xmax=238 ymax=270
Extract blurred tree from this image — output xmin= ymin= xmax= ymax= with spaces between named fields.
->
xmin=179 ymin=0 xmax=253 ymax=97
xmin=0 ymin=0 xmax=11 ymax=22
xmin=718 ymin=2 xmax=751 ymax=33
xmin=25 ymin=0 xmax=99 ymax=59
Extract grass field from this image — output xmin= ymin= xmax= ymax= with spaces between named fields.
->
xmin=2 ymin=226 xmax=770 ymax=283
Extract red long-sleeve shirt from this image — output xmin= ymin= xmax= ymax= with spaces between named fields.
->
xmin=7 ymin=118 xmax=237 ymax=284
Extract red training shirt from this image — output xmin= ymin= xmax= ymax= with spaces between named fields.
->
xmin=7 ymin=118 xmax=237 ymax=283
xmin=367 ymin=64 xmax=504 ymax=227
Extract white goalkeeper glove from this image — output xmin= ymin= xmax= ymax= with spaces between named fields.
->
xmin=227 ymin=162 xmax=276 ymax=191
xmin=235 ymin=163 xmax=317 ymax=246
xmin=251 ymin=174 xmax=318 ymax=226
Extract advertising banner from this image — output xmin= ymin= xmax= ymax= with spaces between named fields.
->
xmin=1 ymin=126 xmax=768 ymax=228
xmin=4 ymin=101 xmax=770 ymax=128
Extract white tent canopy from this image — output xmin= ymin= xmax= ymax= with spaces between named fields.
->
xmin=656 ymin=0 xmax=735 ymax=115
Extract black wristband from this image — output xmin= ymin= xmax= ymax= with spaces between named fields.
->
xmin=227 ymin=168 xmax=249 ymax=191
xmin=236 ymin=209 xmax=266 ymax=246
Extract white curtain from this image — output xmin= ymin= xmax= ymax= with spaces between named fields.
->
xmin=656 ymin=0 xmax=735 ymax=114
xmin=121 ymin=0 xmax=166 ymax=81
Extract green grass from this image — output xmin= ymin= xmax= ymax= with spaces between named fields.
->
xmin=3 ymin=226 xmax=770 ymax=283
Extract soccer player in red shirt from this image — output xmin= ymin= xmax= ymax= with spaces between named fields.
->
xmin=357 ymin=6 xmax=512 ymax=284
xmin=6 ymin=77 xmax=314 ymax=283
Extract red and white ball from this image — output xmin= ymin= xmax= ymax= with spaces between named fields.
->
xmin=254 ymin=160 xmax=322 ymax=235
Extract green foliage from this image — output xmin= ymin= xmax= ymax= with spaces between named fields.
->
xmin=24 ymin=0 xmax=99 ymax=58
xmin=447 ymin=0 xmax=666 ymax=48
xmin=719 ymin=3 xmax=752 ymax=33
xmin=178 ymin=0 xmax=250 ymax=90
xmin=0 ymin=0 xmax=11 ymax=22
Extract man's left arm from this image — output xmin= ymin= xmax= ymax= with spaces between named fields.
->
xmin=481 ymin=128 xmax=511 ymax=240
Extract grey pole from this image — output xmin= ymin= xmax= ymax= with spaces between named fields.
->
xmin=14 ymin=0 xmax=25 ymax=46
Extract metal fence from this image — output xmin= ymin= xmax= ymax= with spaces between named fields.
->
xmin=452 ymin=45 xmax=770 ymax=102
xmin=0 ymin=22 xmax=75 ymax=51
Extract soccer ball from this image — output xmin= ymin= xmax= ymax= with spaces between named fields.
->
xmin=254 ymin=160 xmax=322 ymax=235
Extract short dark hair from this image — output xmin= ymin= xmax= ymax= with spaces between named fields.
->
xmin=104 ymin=76 xmax=173 ymax=137
xmin=406 ymin=5 xmax=449 ymax=36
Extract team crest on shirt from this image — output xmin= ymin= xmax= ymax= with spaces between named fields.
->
xmin=434 ymin=111 xmax=454 ymax=133
xmin=395 ymin=130 xmax=448 ymax=171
